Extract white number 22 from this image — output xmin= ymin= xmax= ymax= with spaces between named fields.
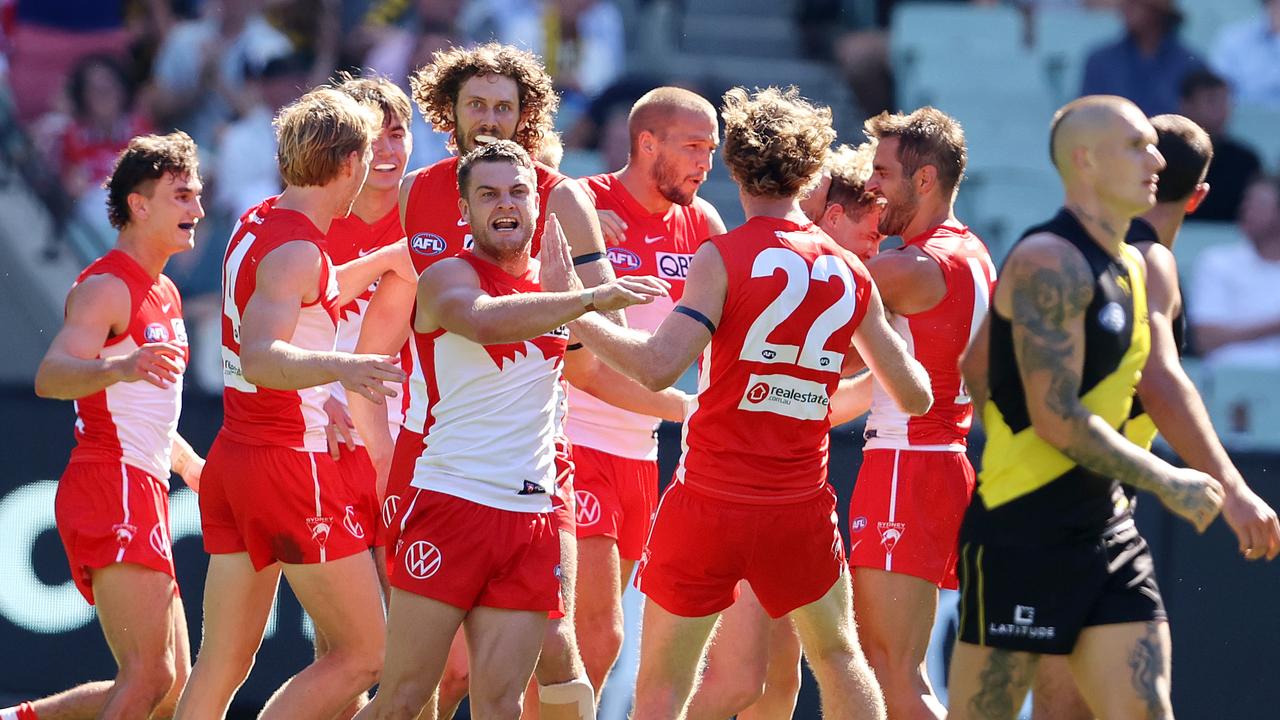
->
xmin=738 ymin=248 xmax=857 ymax=373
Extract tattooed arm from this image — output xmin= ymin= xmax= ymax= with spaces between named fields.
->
xmin=1001 ymin=234 xmax=1223 ymax=532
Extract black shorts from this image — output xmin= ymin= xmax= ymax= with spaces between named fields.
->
xmin=955 ymin=518 xmax=1166 ymax=654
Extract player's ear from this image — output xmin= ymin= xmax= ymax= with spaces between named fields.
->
xmin=822 ymin=201 xmax=844 ymax=228
xmin=1186 ymin=182 xmax=1210 ymax=214
xmin=915 ymin=164 xmax=937 ymax=195
xmin=127 ymin=190 xmax=149 ymax=223
xmin=458 ymin=196 xmax=471 ymax=226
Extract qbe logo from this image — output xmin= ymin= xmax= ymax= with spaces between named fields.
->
xmin=410 ymin=232 xmax=448 ymax=257
xmin=737 ymin=373 xmax=830 ymax=420
xmin=144 ymin=323 xmax=170 ymax=342
xmin=607 ymin=247 xmax=642 ymax=271
xmin=656 ymin=252 xmax=694 ymax=280
xmin=404 ymin=540 xmax=443 ymax=579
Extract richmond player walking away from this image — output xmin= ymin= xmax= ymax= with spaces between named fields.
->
xmin=947 ymin=96 xmax=1225 ymax=720
xmin=548 ymin=86 xmax=933 ymax=720
xmin=354 ymin=141 xmax=666 ymax=720
xmin=843 ymin=107 xmax=996 ymax=720
xmin=174 ymin=88 xmax=410 ymax=720
xmin=1027 ymin=114 xmax=1280 ymax=720
xmin=21 ymin=132 xmax=204 ymax=720
xmin=343 ymin=42 xmax=614 ymax=720
xmin=565 ymin=86 xmax=725 ymax=700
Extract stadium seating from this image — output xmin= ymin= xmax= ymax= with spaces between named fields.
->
xmin=1030 ymin=7 xmax=1123 ymax=105
xmin=1173 ymin=220 xmax=1238 ymax=280
xmin=1202 ymin=363 xmax=1280 ymax=448
xmin=1181 ymin=0 xmax=1263 ymax=59
xmin=1230 ymin=104 xmax=1280 ymax=173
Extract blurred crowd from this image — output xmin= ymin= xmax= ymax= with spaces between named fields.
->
xmin=1 ymin=0 xmax=1277 ymax=376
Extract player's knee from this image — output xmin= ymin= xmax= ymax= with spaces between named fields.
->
xmin=468 ymin=685 xmax=525 ymax=720
xmin=381 ymin=679 xmax=437 ymax=718
xmin=440 ymin=657 xmax=471 ymax=698
xmin=117 ymin=656 xmax=179 ymax=714
xmin=577 ymin=601 xmax=625 ymax=652
xmin=700 ymin=663 xmax=767 ymax=714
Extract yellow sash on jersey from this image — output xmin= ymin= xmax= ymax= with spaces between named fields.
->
xmin=978 ymin=244 xmax=1151 ymax=509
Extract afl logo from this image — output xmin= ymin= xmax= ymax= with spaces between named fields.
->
xmin=746 ymin=381 xmax=771 ymax=404
xmin=410 ymin=232 xmax=448 ymax=257
xmin=607 ymin=247 xmax=641 ymax=270
xmin=851 ymin=516 xmax=868 ymax=533
xmin=404 ymin=540 xmax=442 ymax=579
xmin=144 ymin=323 xmax=170 ymax=342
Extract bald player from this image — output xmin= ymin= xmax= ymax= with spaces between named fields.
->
xmin=946 ymin=96 xmax=1225 ymax=720
xmin=565 ymin=86 xmax=726 ymax=699
xmin=1026 ymin=115 xmax=1280 ymax=720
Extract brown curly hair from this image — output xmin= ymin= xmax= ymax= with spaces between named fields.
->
xmin=409 ymin=42 xmax=558 ymax=155
xmin=826 ymin=142 xmax=879 ymax=217
xmin=864 ymin=107 xmax=967 ymax=195
xmin=105 ymin=131 xmax=200 ymax=230
xmin=721 ymin=86 xmax=835 ymax=199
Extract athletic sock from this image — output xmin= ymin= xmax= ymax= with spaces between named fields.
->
xmin=0 ymin=702 xmax=38 ymax=720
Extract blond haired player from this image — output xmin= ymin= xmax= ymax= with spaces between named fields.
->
xmin=175 ymin=88 xmax=410 ymax=719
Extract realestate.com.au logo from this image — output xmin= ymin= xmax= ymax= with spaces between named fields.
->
xmin=737 ymin=373 xmax=830 ymax=421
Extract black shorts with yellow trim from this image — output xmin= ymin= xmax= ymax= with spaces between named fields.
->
xmin=955 ymin=518 xmax=1166 ymax=655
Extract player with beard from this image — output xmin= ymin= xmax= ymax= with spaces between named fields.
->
xmin=547 ymin=86 xmax=935 ymax=720
xmin=1022 ymin=115 xmax=1280 ymax=720
xmin=345 ymin=42 xmax=613 ymax=720
xmin=947 ymin=96 xmax=1224 ymax=720
xmin=20 ymin=133 xmax=204 ymax=720
xmin=565 ymin=86 xmax=726 ymax=700
xmin=174 ymin=88 xmax=411 ymax=720
xmin=354 ymin=140 xmax=667 ymax=720
xmin=837 ymin=108 xmax=997 ymax=720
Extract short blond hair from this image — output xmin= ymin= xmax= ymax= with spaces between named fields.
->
xmin=335 ymin=71 xmax=413 ymax=128
xmin=864 ymin=107 xmax=967 ymax=194
xmin=826 ymin=142 xmax=878 ymax=216
xmin=721 ymin=86 xmax=835 ymax=199
xmin=274 ymin=87 xmax=380 ymax=187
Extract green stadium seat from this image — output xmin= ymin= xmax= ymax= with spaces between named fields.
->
xmin=891 ymin=2 xmax=1024 ymax=103
xmin=1202 ymin=364 xmax=1280 ymax=450
xmin=1173 ymin=221 xmax=1238 ymax=282
xmin=1030 ymin=7 xmax=1122 ymax=104
xmin=1229 ymin=104 xmax=1280 ymax=173
xmin=959 ymin=168 xmax=1062 ymax=262
xmin=1181 ymin=0 xmax=1262 ymax=57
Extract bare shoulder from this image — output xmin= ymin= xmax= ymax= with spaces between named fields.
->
xmin=1002 ymin=232 xmax=1094 ymax=323
xmin=66 ymin=273 xmax=132 ymax=326
xmin=419 ymin=256 xmax=480 ymax=291
xmin=864 ymin=246 xmax=934 ymax=284
xmin=694 ymin=196 xmax=728 ymax=235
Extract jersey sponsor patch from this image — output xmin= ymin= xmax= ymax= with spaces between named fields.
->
xmin=655 ymin=252 xmax=694 ymax=280
xmin=1098 ymin=302 xmax=1127 ymax=334
xmin=409 ymin=232 xmax=448 ymax=257
xmin=404 ymin=540 xmax=442 ymax=579
xmin=607 ymin=247 xmax=641 ymax=271
xmin=575 ymin=489 xmax=601 ymax=526
xmin=737 ymin=373 xmax=831 ymax=421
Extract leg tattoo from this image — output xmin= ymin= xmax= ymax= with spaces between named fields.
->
xmin=1128 ymin=623 xmax=1166 ymax=719
xmin=969 ymin=649 xmax=1035 ymax=720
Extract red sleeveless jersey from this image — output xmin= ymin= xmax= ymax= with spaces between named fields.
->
xmin=220 ymin=197 xmax=340 ymax=451
xmin=400 ymin=156 xmax=565 ymax=434
xmin=677 ymin=217 xmax=873 ymax=504
xmin=69 ymin=250 xmax=188 ymax=486
xmin=864 ymin=224 xmax=997 ymax=450
xmin=567 ymin=173 xmax=713 ymax=459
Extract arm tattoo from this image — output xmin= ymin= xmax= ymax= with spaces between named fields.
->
xmin=969 ymin=649 xmax=1037 ymax=719
xmin=1128 ymin=622 xmax=1168 ymax=719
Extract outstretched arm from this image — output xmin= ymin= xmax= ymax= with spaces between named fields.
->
xmin=562 ymin=343 xmax=691 ymax=422
xmin=1004 ymin=234 xmax=1222 ymax=531
xmin=829 ymin=371 xmax=873 ymax=426
xmin=1135 ymin=242 xmax=1280 ymax=559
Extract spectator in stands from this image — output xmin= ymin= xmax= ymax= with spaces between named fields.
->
xmin=1081 ymin=0 xmax=1202 ymax=116
xmin=1208 ymin=0 xmax=1280 ymax=110
xmin=150 ymin=0 xmax=293 ymax=150
xmin=8 ymin=0 xmax=132 ymax=122
xmin=1191 ymin=175 xmax=1280 ymax=368
xmin=1179 ymin=69 xmax=1263 ymax=222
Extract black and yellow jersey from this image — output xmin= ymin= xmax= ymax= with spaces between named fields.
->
xmin=1122 ymin=217 xmax=1186 ymax=450
xmin=964 ymin=208 xmax=1150 ymax=544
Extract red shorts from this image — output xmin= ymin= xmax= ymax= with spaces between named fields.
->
xmin=388 ymin=489 xmax=562 ymax=613
xmin=847 ymin=448 xmax=975 ymax=590
xmin=380 ymin=428 xmax=424 ymax=551
xmin=571 ymin=445 xmax=658 ymax=561
xmin=337 ymin=445 xmax=381 ymax=548
xmin=55 ymin=461 xmax=176 ymax=605
xmin=551 ymin=439 xmax=576 ymax=536
xmin=636 ymin=482 xmax=845 ymax=619
xmin=200 ymin=434 xmax=371 ymax=570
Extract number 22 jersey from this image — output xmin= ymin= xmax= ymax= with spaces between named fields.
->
xmin=677 ymin=217 xmax=872 ymax=504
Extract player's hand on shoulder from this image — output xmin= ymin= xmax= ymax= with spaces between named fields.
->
xmin=1159 ymin=466 xmax=1225 ymax=534
xmin=335 ymin=353 xmax=405 ymax=404
xmin=589 ymin=276 xmax=671 ymax=312
xmin=539 ymin=212 xmax=582 ymax=293
xmin=597 ymin=209 xmax=628 ymax=246
xmin=1221 ymin=484 xmax=1280 ymax=561
xmin=117 ymin=342 xmax=187 ymax=388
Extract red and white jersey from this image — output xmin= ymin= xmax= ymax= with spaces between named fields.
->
xmin=566 ymin=173 xmax=713 ymax=459
xmin=400 ymin=155 xmax=565 ymax=434
xmin=410 ymin=252 xmax=568 ymax=513
xmin=220 ymin=197 xmax=341 ymax=452
xmin=68 ymin=250 xmax=188 ymax=486
xmin=678 ymin=217 xmax=872 ymax=505
xmin=326 ymin=206 xmax=408 ymax=436
xmin=865 ymin=224 xmax=996 ymax=451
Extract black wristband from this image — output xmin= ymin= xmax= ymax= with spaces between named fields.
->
xmin=566 ymin=342 xmax=584 ymax=351
xmin=672 ymin=305 xmax=716 ymax=335
xmin=572 ymin=251 xmax=606 ymax=266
